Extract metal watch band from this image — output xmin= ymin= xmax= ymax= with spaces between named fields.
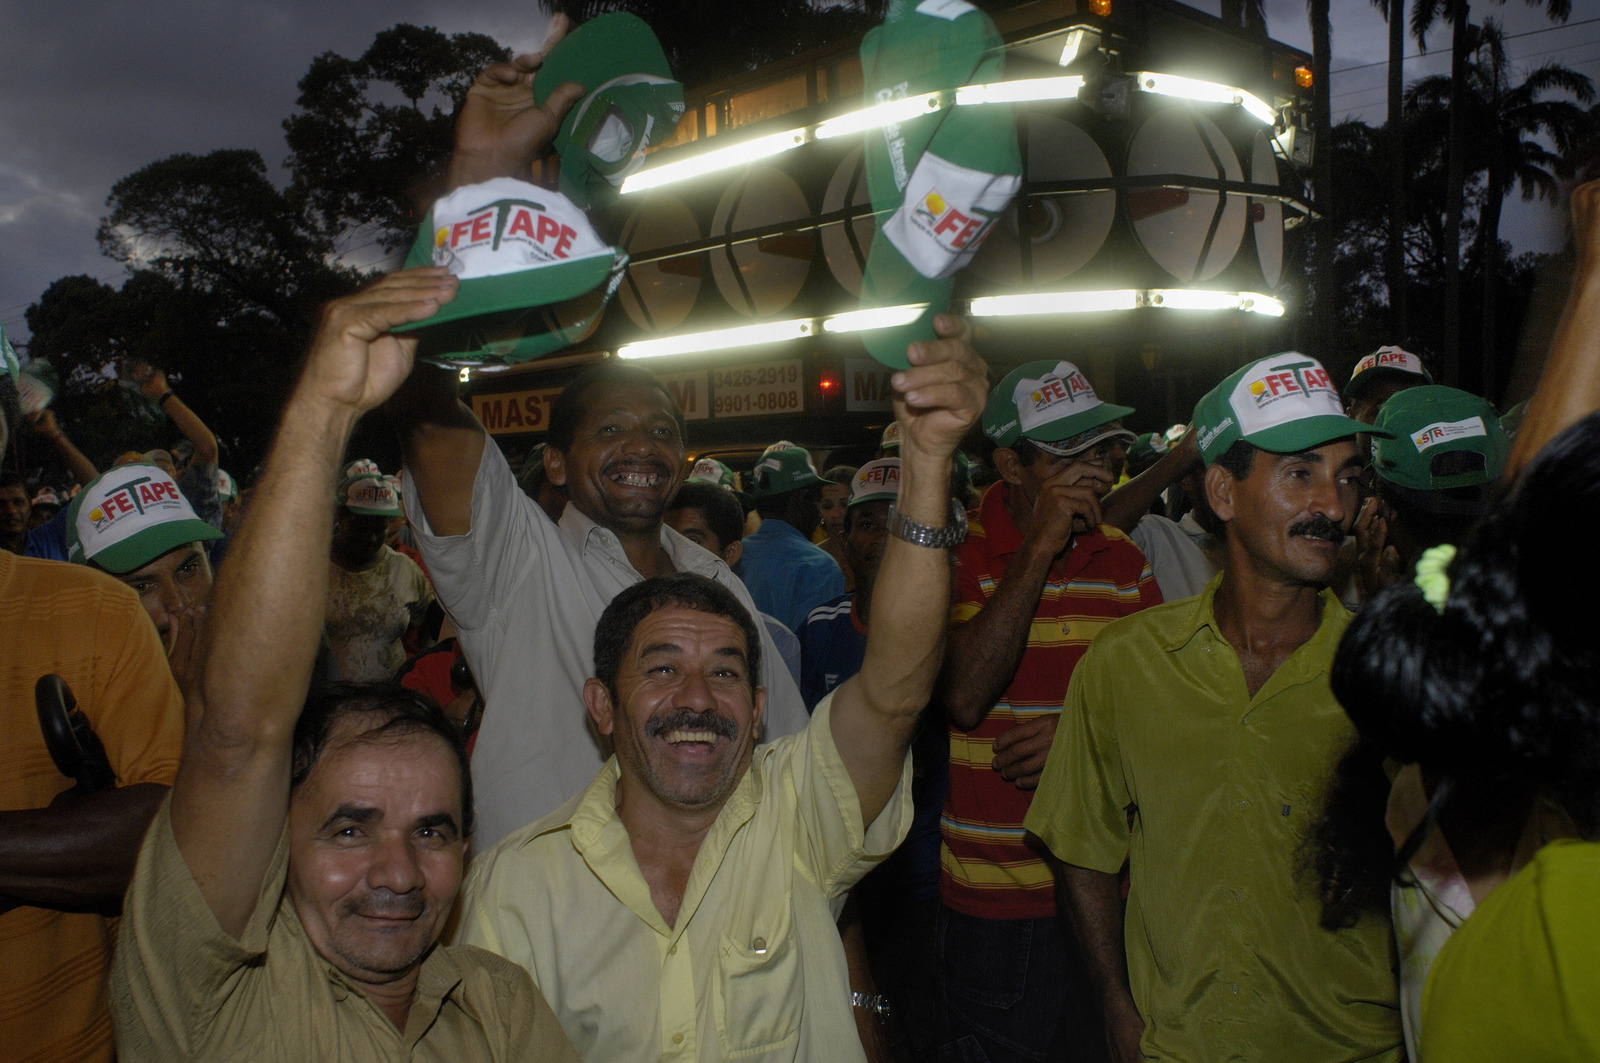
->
xmin=850 ymin=991 xmax=892 ymax=1020
xmin=885 ymin=498 xmax=968 ymax=549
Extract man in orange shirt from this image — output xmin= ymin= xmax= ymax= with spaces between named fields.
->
xmin=0 ymin=369 xmax=187 ymax=1063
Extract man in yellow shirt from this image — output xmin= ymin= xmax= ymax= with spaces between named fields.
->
xmin=458 ymin=323 xmax=988 ymax=1062
xmin=1025 ymin=354 xmax=1404 ymax=1063
xmin=108 ymin=268 xmax=578 ymax=1062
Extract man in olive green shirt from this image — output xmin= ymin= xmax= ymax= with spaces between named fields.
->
xmin=1026 ymin=354 xmax=1403 ymax=1063
xmin=109 ymin=265 xmax=579 ymax=1062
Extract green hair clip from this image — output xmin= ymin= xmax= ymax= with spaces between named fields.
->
xmin=1414 ymin=543 xmax=1457 ymax=613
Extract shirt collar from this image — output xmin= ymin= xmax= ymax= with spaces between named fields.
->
xmin=1161 ymin=573 xmax=1351 ymax=682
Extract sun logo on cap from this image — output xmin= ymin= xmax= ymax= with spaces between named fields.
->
xmin=89 ymin=508 xmax=104 ymax=522
xmin=1249 ymin=380 xmax=1268 ymax=397
xmin=923 ymin=191 xmax=947 ymax=216
xmin=1030 ymin=389 xmax=1044 ymax=404
xmin=434 ymin=227 xmax=450 ymax=248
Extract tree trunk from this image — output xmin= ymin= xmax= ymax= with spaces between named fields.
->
xmin=1311 ymin=0 xmax=1334 ymax=364
xmin=1443 ymin=1 xmax=1471 ymax=385
xmin=1385 ymin=0 xmax=1408 ymax=338
xmin=1479 ymin=170 xmax=1504 ymax=401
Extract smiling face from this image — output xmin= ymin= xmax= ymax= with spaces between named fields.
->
xmin=585 ymin=604 xmax=765 ymax=815
xmin=115 ymin=541 xmax=213 ymax=642
xmin=1208 ymin=440 xmax=1363 ymax=587
xmin=286 ymin=724 xmax=465 ymax=985
xmin=548 ymin=385 xmax=684 ymax=535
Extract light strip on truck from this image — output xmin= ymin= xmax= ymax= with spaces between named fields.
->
xmin=617 ymin=318 xmax=814 ymax=360
xmin=969 ymin=290 xmax=1141 ymax=316
xmin=954 ymin=75 xmax=1084 ymax=105
xmin=620 ymin=127 xmax=811 ymax=195
xmin=1131 ymin=72 xmax=1278 ymax=125
xmin=821 ymin=304 xmax=930 ymax=333
xmin=815 ymin=94 xmax=944 ymax=139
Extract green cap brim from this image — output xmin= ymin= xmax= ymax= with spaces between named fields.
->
xmin=391 ymin=250 xmax=623 ymax=334
xmin=1246 ymin=414 xmax=1393 ymax=456
xmin=88 ymin=520 xmax=224 ymax=575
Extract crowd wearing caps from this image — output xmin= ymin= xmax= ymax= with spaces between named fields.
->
xmin=1194 ymin=353 xmax=1390 ymax=465
xmin=983 ymin=359 xmax=1137 ymax=457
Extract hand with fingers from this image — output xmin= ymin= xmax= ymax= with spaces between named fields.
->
xmin=888 ymin=314 xmax=990 ymax=465
xmin=1028 ymin=462 xmax=1110 ymax=558
xmin=991 ymin=713 xmax=1057 ymax=790
xmin=165 ymin=603 xmax=207 ymax=694
xmin=449 ymin=14 xmax=588 ymax=187
xmin=1354 ymin=495 xmax=1403 ymax=599
xmin=298 ymin=268 xmax=459 ymax=418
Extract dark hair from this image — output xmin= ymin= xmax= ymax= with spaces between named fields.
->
xmin=753 ymin=481 xmax=820 ymax=521
xmin=547 ymin=363 xmax=685 ymax=453
xmin=1212 ymin=439 xmax=1259 ymax=481
xmin=291 ymin=682 xmax=475 ymax=837
xmin=1374 ymin=477 xmax=1497 ymax=549
xmin=0 ymin=469 xmax=26 ymax=494
xmin=593 ymin=572 xmax=762 ymax=697
xmin=821 ymin=465 xmax=857 ymax=486
xmin=667 ymin=481 xmax=745 ymax=553
xmin=1332 ymin=409 xmax=1600 ymax=837
xmin=1305 ymin=735 xmax=1402 ymax=929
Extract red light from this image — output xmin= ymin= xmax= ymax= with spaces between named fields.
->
xmin=819 ymin=372 xmax=841 ymax=394
xmin=1088 ymin=0 xmax=1111 ymax=16
xmin=1295 ymin=66 xmax=1313 ymax=89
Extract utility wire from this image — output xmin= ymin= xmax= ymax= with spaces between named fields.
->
xmin=1330 ymin=14 xmax=1600 ymax=76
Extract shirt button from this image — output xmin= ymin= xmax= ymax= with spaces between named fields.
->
xmin=673 ymin=1032 xmax=685 ymax=1045
xmin=668 ymin=943 xmax=678 ymax=956
xmin=751 ymin=936 xmax=768 ymax=954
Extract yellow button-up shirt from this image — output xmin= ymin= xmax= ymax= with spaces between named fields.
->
xmin=111 ymin=802 xmax=580 ymax=1063
xmin=1025 ymin=577 xmax=1402 ymax=1063
xmin=459 ymin=694 xmax=912 ymax=1063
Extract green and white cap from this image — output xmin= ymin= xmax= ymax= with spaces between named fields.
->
xmin=342 ymin=475 xmax=404 ymax=518
xmin=1194 ymin=353 xmax=1390 ymax=466
xmin=747 ymin=444 xmax=823 ymax=498
xmin=1371 ymin=385 xmax=1507 ymax=491
xmin=534 ymin=13 xmax=686 ymax=208
xmin=857 ymin=0 xmax=1022 ymax=368
xmin=67 ymin=464 xmax=223 ymax=574
xmin=392 ymin=177 xmax=627 ymax=367
xmin=879 ymin=420 xmax=902 ymax=452
xmin=1342 ymin=345 xmax=1433 ymax=405
xmin=983 ymin=360 xmax=1134 ymax=449
xmin=216 ymin=468 xmax=238 ymax=503
xmin=849 ymin=457 xmax=901 ymax=506
xmin=686 ymin=457 xmax=736 ymax=489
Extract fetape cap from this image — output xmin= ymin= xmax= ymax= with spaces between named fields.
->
xmin=31 ymin=486 xmax=62 ymax=509
xmin=342 ymin=475 xmax=404 ymax=518
xmin=880 ymin=421 xmax=902 ymax=452
xmin=216 ymin=468 xmax=239 ymax=502
xmin=1342 ymin=345 xmax=1433 ymax=405
xmin=67 ymin=464 xmax=224 ymax=574
xmin=686 ymin=457 xmax=736 ymax=489
xmin=534 ymin=13 xmax=686 ymax=208
xmin=392 ymin=177 xmax=628 ymax=367
xmin=1127 ymin=432 xmax=1170 ymax=464
xmin=1370 ymin=386 xmax=1508 ymax=491
xmin=1194 ymin=353 xmax=1391 ymax=466
xmin=983 ymin=360 xmax=1134 ymax=448
xmin=856 ymin=0 xmax=1022 ymax=368
xmin=747 ymin=445 xmax=823 ymax=498
xmin=849 ymin=458 xmax=901 ymax=507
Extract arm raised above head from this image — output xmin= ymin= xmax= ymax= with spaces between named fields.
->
xmin=170 ymin=268 xmax=457 ymax=938
xmin=830 ymin=317 xmax=988 ymax=825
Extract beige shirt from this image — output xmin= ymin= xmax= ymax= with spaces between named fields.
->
xmin=407 ymin=442 xmax=808 ymax=851
xmin=110 ymin=801 xmax=580 ymax=1063
xmin=458 ymin=694 xmax=912 ymax=1063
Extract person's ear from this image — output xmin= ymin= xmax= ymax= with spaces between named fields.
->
xmin=993 ymin=447 xmax=1024 ymax=486
xmin=545 ymin=446 xmax=567 ymax=487
xmin=583 ymin=677 xmax=616 ymax=736
xmin=722 ymin=539 xmax=743 ymax=568
xmin=1205 ymin=463 xmax=1236 ymax=524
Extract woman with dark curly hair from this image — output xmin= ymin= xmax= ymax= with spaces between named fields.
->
xmin=1328 ymin=409 xmax=1600 ymax=1061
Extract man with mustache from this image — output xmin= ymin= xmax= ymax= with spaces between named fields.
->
xmin=458 ymin=323 xmax=989 ymax=1063
xmin=390 ymin=23 xmax=807 ymax=850
xmin=1025 ymin=353 xmax=1404 ymax=1063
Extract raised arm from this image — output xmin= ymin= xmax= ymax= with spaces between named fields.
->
xmin=1506 ymin=178 xmax=1600 ymax=479
xmin=1099 ymin=427 xmax=1200 ymax=533
xmin=170 ymin=268 xmax=457 ymax=937
xmin=830 ymin=316 xmax=987 ymax=825
xmin=136 ymin=365 xmax=219 ymax=468
xmin=24 ymin=409 xmax=99 ymax=485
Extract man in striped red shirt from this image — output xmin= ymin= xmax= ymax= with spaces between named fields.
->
xmin=936 ymin=361 xmax=1161 ymax=1063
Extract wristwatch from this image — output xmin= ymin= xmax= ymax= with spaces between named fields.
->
xmin=850 ymin=991 xmax=892 ymax=1021
xmin=885 ymin=498 xmax=968 ymax=549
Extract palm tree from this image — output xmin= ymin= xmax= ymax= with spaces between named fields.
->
xmin=1406 ymin=22 xmax=1593 ymax=395
xmin=1371 ymin=0 xmax=1408 ymax=335
xmin=1308 ymin=0 xmax=1335 ymax=361
xmin=1409 ymin=0 xmax=1572 ymax=378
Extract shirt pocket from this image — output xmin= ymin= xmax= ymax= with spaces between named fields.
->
xmin=713 ymin=903 xmax=802 ymax=1058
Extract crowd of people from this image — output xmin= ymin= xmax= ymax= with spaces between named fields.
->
xmin=3 ymin=20 xmax=1598 ymax=1063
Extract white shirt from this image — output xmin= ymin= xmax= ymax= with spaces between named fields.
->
xmin=1129 ymin=514 xmax=1220 ymax=603
xmin=407 ymin=442 xmax=809 ymax=851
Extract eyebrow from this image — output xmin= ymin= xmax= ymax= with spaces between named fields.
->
xmin=417 ymin=812 xmax=460 ymax=835
xmin=320 ymin=804 xmax=381 ymax=831
xmin=639 ymin=643 xmax=749 ymax=664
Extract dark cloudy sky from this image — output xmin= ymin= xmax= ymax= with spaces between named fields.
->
xmin=2 ymin=0 xmax=1595 ymax=345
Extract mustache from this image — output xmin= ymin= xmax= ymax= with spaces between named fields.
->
xmin=346 ymin=889 xmax=426 ymax=920
xmin=603 ymin=456 xmax=671 ymax=475
xmin=1289 ymin=515 xmax=1346 ymax=542
xmin=646 ymin=709 xmax=740 ymax=741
